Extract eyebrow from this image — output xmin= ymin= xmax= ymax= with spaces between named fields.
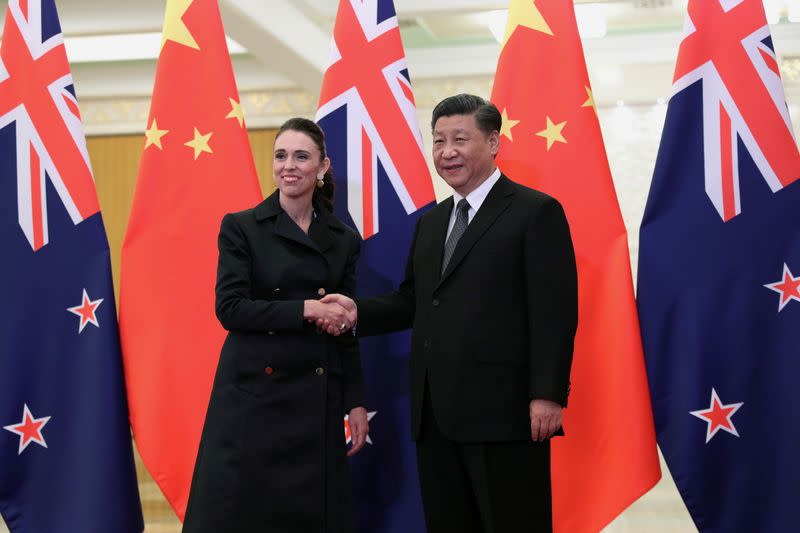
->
xmin=433 ymin=128 xmax=470 ymax=136
xmin=274 ymin=149 xmax=313 ymax=155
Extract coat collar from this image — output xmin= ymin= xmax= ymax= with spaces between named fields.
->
xmin=436 ymin=174 xmax=515 ymax=287
xmin=254 ymin=190 xmax=339 ymax=255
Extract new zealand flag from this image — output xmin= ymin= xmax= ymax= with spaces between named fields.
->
xmin=316 ymin=1 xmax=436 ymax=531
xmin=0 ymin=1 xmax=142 ymax=531
xmin=638 ymin=1 xmax=800 ymax=531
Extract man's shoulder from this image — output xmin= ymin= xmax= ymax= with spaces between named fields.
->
xmin=502 ymin=175 xmax=562 ymax=210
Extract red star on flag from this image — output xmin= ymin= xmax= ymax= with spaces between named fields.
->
xmin=764 ymin=263 xmax=800 ymax=312
xmin=66 ymin=288 xmax=104 ymax=333
xmin=344 ymin=410 xmax=377 ymax=445
xmin=690 ymin=388 xmax=743 ymax=443
xmin=3 ymin=404 xmax=52 ymax=455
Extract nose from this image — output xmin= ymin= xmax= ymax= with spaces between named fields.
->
xmin=442 ymin=143 xmax=457 ymax=158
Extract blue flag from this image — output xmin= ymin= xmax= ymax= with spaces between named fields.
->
xmin=317 ymin=1 xmax=437 ymax=531
xmin=638 ymin=1 xmax=800 ymax=531
xmin=0 ymin=1 xmax=143 ymax=531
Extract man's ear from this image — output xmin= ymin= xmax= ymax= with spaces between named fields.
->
xmin=489 ymin=130 xmax=500 ymax=157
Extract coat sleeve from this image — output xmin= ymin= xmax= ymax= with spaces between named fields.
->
xmin=215 ymin=213 xmax=304 ymax=333
xmin=354 ymin=218 xmax=419 ymax=336
xmin=524 ymin=198 xmax=578 ymax=407
xmin=337 ymin=232 xmax=366 ymax=411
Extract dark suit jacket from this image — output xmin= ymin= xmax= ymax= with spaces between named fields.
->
xmin=357 ymin=175 xmax=577 ymax=443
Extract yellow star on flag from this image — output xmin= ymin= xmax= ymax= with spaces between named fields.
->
xmin=144 ymin=119 xmax=169 ymax=150
xmin=184 ymin=128 xmax=213 ymax=160
xmin=161 ymin=0 xmax=200 ymax=52
xmin=536 ymin=116 xmax=567 ymax=151
xmin=500 ymin=108 xmax=520 ymax=141
xmin=226 ymin=98 xmax=245 ymax=127
xmin=502 ymin=0 xmax=553 ymax=48
xmin=582 ymin=86 xmax=596 ymax=110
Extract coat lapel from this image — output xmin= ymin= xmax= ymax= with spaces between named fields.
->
xmin=438 ymin=175 xmax=515 ymax=285
xmin=256 ymin=191 xmax=326 ymax=254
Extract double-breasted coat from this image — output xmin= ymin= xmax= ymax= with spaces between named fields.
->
xmin=182 ymin=191 xmax=365 ymax=533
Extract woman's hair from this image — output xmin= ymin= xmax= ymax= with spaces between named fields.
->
xmin=275 ymin=117 xmax=335 ymax=213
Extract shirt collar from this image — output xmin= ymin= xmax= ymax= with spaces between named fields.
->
xmin=452 ymin=167 xmax=501 ymax=213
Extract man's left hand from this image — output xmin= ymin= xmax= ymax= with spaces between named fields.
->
xmin=529 ymin=399 xmax=562 ymax=442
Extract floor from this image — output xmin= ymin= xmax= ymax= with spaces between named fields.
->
xmin=0 ymin=452 xmax=694 ymax=532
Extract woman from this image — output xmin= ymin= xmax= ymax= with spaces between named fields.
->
xmin=183 ymin=118 xmax=369 ymax=533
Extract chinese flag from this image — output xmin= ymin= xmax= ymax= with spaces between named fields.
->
xmin=119 ymin=0 xmax=262 ymax=519
xmin=490 ymin=1 xmax=661 ymax=531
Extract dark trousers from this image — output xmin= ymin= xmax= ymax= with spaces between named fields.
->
xmin=416 ymin=385 xmax=553 ymax=533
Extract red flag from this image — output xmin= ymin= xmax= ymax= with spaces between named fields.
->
xmin=119 ymin=0 xmax=262 ymax=519
xmin=490 ymin=1 xmax=661 ymax=531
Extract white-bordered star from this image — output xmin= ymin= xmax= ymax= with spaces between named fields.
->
xmin=764 ymin=263 xmax=800 ymax=312
xmin=344 ymin=410 xmax=377 ymax=445
xmin=690 ymin=388 xmax=743 ymax=443
xmin=67 ymin=289 xmax=104 ymax=333
xmin=3 ymin=404 xmax=52 ymax=455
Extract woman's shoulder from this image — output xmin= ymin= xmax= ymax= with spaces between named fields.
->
xmin=325 ymin=213 xmax=361 ymax=242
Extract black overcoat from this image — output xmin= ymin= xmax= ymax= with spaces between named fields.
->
xmin=183 ymin=191 xmax=365 ymax=533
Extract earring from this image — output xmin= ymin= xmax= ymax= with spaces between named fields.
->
xmin=316 ymin=174 xmax=325 ymax=189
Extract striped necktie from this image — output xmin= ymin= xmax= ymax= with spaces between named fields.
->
xmin=441 ymin=198 xmax=470 ymax=275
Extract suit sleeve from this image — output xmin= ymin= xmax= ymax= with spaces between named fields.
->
xmin=337 ymin=233 xmax=366 ymax=411
xmin=354 ymin=217 xmax=419 ymax=336
xmin=215 ymin=213 xmax=304 ymax=332
xmin=524 ymin=198 xmax=578 ymax=407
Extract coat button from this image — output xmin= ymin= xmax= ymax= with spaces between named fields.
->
xmin=424 ymin=340 xmax=431 ymax=349
xmin=315 ymin=367 xmax=325 ymax=376
xmin=267 ymin=330 xmax=275 ymax=336
xmin=264 ymin=366 xmax=274 ymax=375
xmin=273 ymin=288 xmax=280 ymax=293
xmin=432 ymin=299 xmax=440 ymax=307
xmin=318 ymin=287 xmax=326 ymax=296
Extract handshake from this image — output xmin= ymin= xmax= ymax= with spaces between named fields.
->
xmin=303 ymin=294 xmax=358 ymax=336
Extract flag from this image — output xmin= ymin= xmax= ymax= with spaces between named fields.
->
xmin=490 ymin=1 xmax=661 ymax=531
xmin=119 ymin=0 xmax=262 ymax=519
xmin=316 ymin=1 xmax=436 ymax=531
xmin=638 ymin=1 xmax=800 ymax=530
xmin=0 ymin=0 xmax=143 ymax=530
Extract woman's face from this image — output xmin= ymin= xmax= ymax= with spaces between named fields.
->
xmin=273 ymin=130 xmax=330 ymax=203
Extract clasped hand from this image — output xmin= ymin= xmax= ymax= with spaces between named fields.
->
xmin=314 ymin=294 xmax=357 ymax=335
xmin=303 ymin=297 xmax=356 ymax=336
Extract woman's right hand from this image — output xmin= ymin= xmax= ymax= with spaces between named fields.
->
xmin=303 ymin=300 xmax=352 ymax=335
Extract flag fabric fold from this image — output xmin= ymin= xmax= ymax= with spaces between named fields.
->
xmin=119 ymin=0 xmax=262 ymax=519
xmin=638 ymin=1 xmax=800 ymax=531
xmin=0 ymin=1 xmax=142 ymax=530
xmin=490 ymin=1 xmax=661 ymax=531
xmin=316 ymin=1 xmax=436 ymax=531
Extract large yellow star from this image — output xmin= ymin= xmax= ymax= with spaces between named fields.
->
xmin=184 ymin=128 xmax=213 ymax=160
xmin=582 ymin=86 xmax=596 ymax=110
xmin=226 ymin=98 xmax=245 ymax=127
xmin=536 ymin=116 xmax=567 ymax=151
xmin=500 ymin=108 xmax=520 ymax=141
xmin=161 ymin=0 xmax=199 ymax=52
xmin=144 ymin=118 xmax=169 ymax=150
xmin=502 ymin=0 xmax=553 ymax=48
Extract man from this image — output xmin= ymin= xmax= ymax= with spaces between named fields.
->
xmin=323 ymin=94 xmax=577 ymax=532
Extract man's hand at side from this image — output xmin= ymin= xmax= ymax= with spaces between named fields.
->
xmin=529 ymin=399 xmax=562 ymax=442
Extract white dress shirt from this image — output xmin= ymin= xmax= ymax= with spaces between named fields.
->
xmin=445 ymin=167 xmax=502 ymax=239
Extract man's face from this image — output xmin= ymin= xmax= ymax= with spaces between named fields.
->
xmin=432 ymin=113 xmax=499 ymax=197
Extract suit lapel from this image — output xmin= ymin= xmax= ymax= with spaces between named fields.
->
xmin=438 ymin=175 xmax=515 ymax=286
xmin=427 ymin=196 xmax=453 ymax=283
